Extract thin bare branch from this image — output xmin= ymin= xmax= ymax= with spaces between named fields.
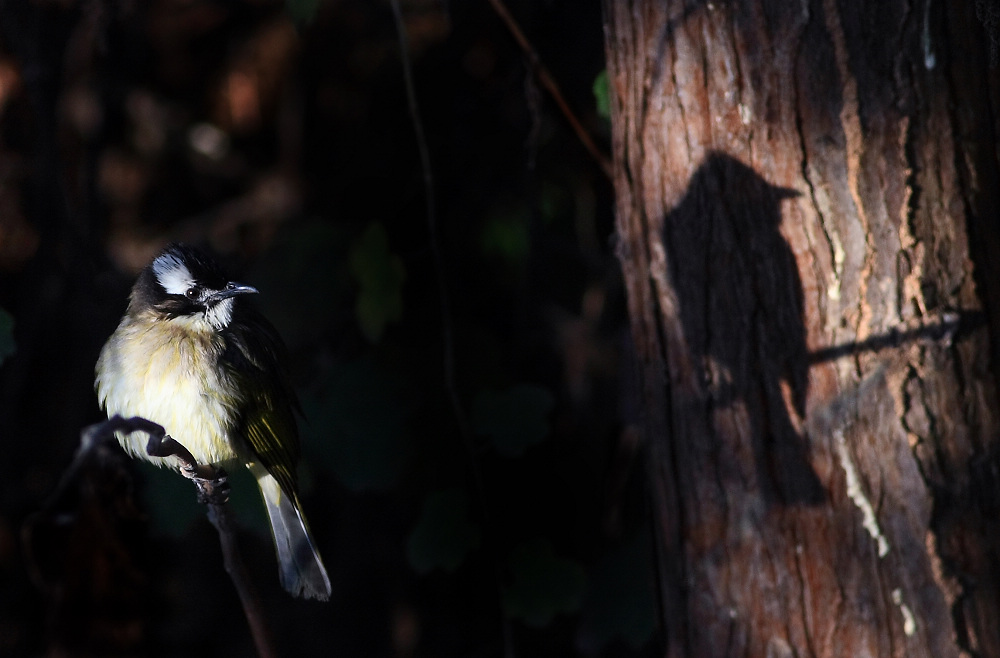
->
xmin=388 ymin=0 xmax=475 ymax=491
xmin=71 ymin=416 xmax=278 ymax=658
xmin=388 ymin=3 xmax=514 ymax=656
xmin=484 ymin=0 xmax=613 ymax=180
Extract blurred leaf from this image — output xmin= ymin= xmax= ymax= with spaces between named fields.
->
xmin=286 ymin=0 xmax=323 ymax=26
xmin=349 ymin=222 xmax=406 ymax=343
xmin=138 ymin=463 xmax=269 ymax=538
xmin=473 ymin=384 xmax=554 ymax=457
xmin=503 ymin=539 xmax=586 ymax=627
xmin=593 ymin=69 xmax=610 ymax=119
xmin=576 ymin=530 xmax=656 ymax=651
xmin=539 ymin=181 xmax=571 ymax=225
xmin=0 ymin=307 xmax=14 ymax=365
xmin=250 ymin=220 xmax=351 ymax=349
xmin=302 ymin=359 xmax=407 ymax=492
xmin=480 ymin=208 xmax=529 ymax=263
xmin=407 ymin=488 xmax=480 ymax=574
xmin=137 ymin=463 xmax=201 ymax=537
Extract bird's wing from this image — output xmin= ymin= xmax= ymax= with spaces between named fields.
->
xmin=221 ymin=309 xmax=301 ymax=498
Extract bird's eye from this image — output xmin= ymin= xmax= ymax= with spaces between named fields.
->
xmin=185 ymin=287 xmax=199 ymax=299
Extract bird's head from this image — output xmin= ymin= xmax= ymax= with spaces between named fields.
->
xmin=131 ymin=244 xmax=258 ymax=331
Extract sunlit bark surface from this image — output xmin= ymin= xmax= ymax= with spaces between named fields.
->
xmin=604 ymin=1 xmax=1000 ymax=655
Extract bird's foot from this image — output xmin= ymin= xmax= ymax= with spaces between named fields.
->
xmin=145 ymin=432 xmax=229 ymax=504
xmin=186 ymin=467 xmax=230 ymax=505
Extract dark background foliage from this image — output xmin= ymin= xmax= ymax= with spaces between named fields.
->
xmin=0 ymin=0 xmax=655 ymax=656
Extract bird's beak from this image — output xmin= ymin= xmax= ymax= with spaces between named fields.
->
xmin=206 ymin=282 xmax=259 ymax=304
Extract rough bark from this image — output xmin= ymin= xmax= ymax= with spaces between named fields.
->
xmin=603 ymin=0 xmax=1000 ymax=656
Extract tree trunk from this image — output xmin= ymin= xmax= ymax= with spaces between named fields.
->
xmin=603 ymin=1 xmax=1000 ymax=656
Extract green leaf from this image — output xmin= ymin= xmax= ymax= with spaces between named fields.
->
xmin=349 ymin=222 xmax=406 ymax=343
xmin=473 ymin=384 xmax=554 ymax=457
xmin=286 ymin=0 xmax=323 ymax=26
xmin=539 ymin=181 xmax=571 ymax=225
xmin=480 ymin=209 xmax=529 ymax=263
xmin=301 ymin=359 xmax=407 ymax=492
xmin=503 ymin=539 xmax=586 ymax=627
xmin=407 ymin=488 xmax=480 ymax=574
xmin=577 ymin=530 xmax=656 ymax=650
xmin=138 ymin=463 xmax=269 ymax=538
xmin=137 ymin=462 xmax=201 ymax=536
xmin=249 ymin=220 xmax=351 ymax=349
xmin=592 ymin=69 xmax=610 ymax=119
xmin=0 ymin=307 xmax=15 ymax=365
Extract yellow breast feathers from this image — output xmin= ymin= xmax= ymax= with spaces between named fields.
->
xmin=96 ymin=313 xmax=242 ymax=468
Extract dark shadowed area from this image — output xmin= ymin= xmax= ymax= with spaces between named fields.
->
xmin=0 ymin=1 xmax=656 ymax=656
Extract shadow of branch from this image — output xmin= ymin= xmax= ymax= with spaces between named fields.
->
xmin=807 ymin=311 xmax=986 ymax=365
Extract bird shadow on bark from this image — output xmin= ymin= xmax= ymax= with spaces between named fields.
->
xmin=661 ymin=151 xmax=824 ymax=506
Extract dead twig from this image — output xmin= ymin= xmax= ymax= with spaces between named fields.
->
xmin=484 ymin=0 xmax=614 ymax=179
xmin=73 ymin=416 xmax=278 ymax=658
xmin=387 ymin=0 xmax=475 ymax=514
xmin=388 ymin=3 xmax=514 ymax=656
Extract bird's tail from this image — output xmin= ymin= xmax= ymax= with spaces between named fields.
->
xmin=250 ymin=463 xmax=332 ymax=601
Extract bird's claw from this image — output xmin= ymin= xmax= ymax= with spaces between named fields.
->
xmin=187 ymin=467 xmax=231 ymax=505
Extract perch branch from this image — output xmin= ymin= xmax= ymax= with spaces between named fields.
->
xmin=484 ymin=0 xmax=614 ymax=179
xmin=78 ymin=416 xmax=277 ymax=658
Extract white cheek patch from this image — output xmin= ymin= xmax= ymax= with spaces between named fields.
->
xmin=152 ymin=252 xmax=195 ymax=296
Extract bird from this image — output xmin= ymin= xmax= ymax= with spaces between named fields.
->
xmin=95 ymin=243 xmax=331 ymax=600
